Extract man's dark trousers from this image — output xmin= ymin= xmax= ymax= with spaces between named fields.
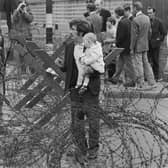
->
xmin=148 ymin=46 xmax=160 ymax=80
xmin=70 ymin=89 xmax=100 ymax=155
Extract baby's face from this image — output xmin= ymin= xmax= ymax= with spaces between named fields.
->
xmin=83 ymin=38 xmax=91 ymax=48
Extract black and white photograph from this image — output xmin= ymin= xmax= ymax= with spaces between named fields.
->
xmin=0 ymin=0 xmax=168 ymax=167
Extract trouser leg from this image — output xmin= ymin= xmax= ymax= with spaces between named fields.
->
xmin=152 ymin=48 xmax=160 ymax=80
xmin=134 ymin=52 xmax=144 ymax=86
xmin=107 ymin=63 xmax=116 ymax=78
xmin=71 ymin=100 xmax=88 ymax=155
xmin=142 ymin=51 xmax=156 ymax=85
xmin=86 ymin=105 xmax=99 ymax=150
xmin=113 ymin=55 xmax=125 ymax=80
xmin=124 ymin=55 xmax=136 ymax=83
xmin=83 ymin=94 xmax=100 ymax=150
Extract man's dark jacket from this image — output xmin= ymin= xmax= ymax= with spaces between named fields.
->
xmin=99 ymin=8 xmax=111 ymax=32
xmin=149 ymin=17 xmax=167 ymax=48
xmin=116 ymin=17 xmax=131 ymax=55
xmin=62 ymin=39 xmax=100 ymax=96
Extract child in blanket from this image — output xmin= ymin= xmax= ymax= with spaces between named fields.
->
xmin=74 ymin=32 xmax=105 ymax=93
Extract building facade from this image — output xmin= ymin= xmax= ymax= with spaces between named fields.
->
xmin=29 ymin=0 xmax=132 ymax=37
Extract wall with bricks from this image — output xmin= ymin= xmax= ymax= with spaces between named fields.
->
xmin=29 ymin=0 xmax=132 ymax=38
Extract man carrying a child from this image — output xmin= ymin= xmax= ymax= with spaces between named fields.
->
xmin=61 ymin=19 xmax=104 ymax=163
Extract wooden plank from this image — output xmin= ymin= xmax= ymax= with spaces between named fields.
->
xmin=14 ymin=80 xmax=46 ymax=110
xmin=25 ymin=41 xmax=65 ymax=80
xmin=25 ymin=86 xmax=52 ymax=108
xmin=22 ymin=50 xmax=63 ymax=91
xmin=25 ymin=74 xmax=64 ymax=108
xmin=20 ymin=73 xmax=39 ymax=91
xmin=52 ymin=44 xmax=65 ymax=60
xmin=28 ymin=94 xmax=70 ymax=130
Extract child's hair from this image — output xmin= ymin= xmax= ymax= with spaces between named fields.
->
xmin=83 ymin=32 xmax=97 ymax=44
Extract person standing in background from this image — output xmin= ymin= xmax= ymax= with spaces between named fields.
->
xmin=84 ymin=0 xmax=95 ymax=18
xmin=123 ymin=3 xmax=136 ymax=87
xmin=130 ymin=1 xmax=156 ymax=89
xmin=11 ymin=0 xmax=34 ymax=74
xmin=86 ymin=3 xmax=102 ymax=41
xmin=123 ymin=3 xmax=133 ymax=21
xmin=109 ymin=7 xmax=131 ymax=84
xmin=94 ymin=0 xmax=111 ymax=32
xmin=147 ymin=7 xmax=167 ymax=81
xmin=12 ymin=0 xmax=33 ymax=40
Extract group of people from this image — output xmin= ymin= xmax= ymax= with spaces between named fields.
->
xmin=61 ymin=0 xmax=167 ymax=164
xmin=76 ymin=0 xmax=167 ymax=90
xmin=110 ymin=2 xmax=167 ymax=89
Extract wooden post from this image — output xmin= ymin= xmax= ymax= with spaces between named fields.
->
xmin=46 ymin=0 xmax=53 ymax=56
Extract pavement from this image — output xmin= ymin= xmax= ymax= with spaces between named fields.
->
xmin=102 ymin=81 xmax=168 ymax=99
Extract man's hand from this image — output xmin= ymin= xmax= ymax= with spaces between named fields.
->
xmin=55 ymin=57 xmax=64 ymax=68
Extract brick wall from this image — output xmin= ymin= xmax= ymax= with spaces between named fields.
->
xmin=29 ymin=0 xmax=132 ymax=38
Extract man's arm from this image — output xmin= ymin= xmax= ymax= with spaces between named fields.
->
xmin=23 ymin=6 xmax=34 ymax=23
xmin=116 ymin=21 xmax=126 ymax=47
xmin=60 ymin=44 xmax=68 ymax=72
xmin=159 ymin=19 xmax=167 ymax=42
xmin=12 ymin=9 xmax=20 ymax=23
xmin=130 ymin=20 xmax=139 ymax=52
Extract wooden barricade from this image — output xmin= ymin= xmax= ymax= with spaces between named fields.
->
xmin=9 ymin=35 xmax=67 ymax=113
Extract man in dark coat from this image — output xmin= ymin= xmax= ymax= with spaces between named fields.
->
xmin=109 ymin=7 xmax=131 ymax=84
xmin=62 ymin=19 xmax=100 ymax=163
xmin=95 ymin=0 xmax=111 ymax=32
xmin=147 ymin=7 xmax=167 ymax=81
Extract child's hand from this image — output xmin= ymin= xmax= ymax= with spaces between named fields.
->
xmin=104 ymin=38 xmax=115 ymax=43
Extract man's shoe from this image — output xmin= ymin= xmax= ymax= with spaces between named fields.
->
xmin=124 ymin=82 xmax=136 ymax=88
xmin=108 ymin=77 xmax=118 ymax=84
xmin=74 ymin=149 xmax=87 ymax=165
xmin=87 ymin=147 xmax=98 ymax=160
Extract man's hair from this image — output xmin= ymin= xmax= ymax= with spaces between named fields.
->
xmin=87 ymin=3 xmax=96 ymax=12
xmin=107 ymin=16 xmax=116 ymax=25
xmin=147 ymin=6 xmax=156 ymax=13
xmin=18 ymin=0 xmax=28 ymax=5
xmin=115 ymin=7 xmax=124 ymax=17
xmin=69 ymin=19 xmax=92 ymax=35
xmin=133 ymin=1 xmax=143 ymax=11
xmin=86 ymin=0 xmax=95 ymax=3
xmin=84 ymin=32 xmax=97 ymax=44
xmin=123 ymin=4 xmax=131 ymax=11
